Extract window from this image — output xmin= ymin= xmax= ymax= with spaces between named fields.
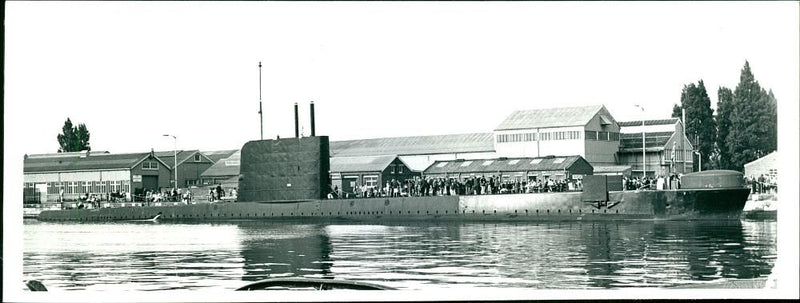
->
xmin=363 ymin=175 xmax=378 ymax=188
xmin=598 ymin=131 xmax=609 ymax=141
xmin=585 ymin=131 xmax=598 ymax=140
xmin=194 ymin=154 xmax=201 ymax=162
xmin=553 ymin=158 xmax=565 ymax=164
xmin=436 ymin=162 xmax=448 ymax=168
xmin=482 ymin=160 xmax=494 ymax=166
xmin=397 ymin=165 xmax=404 ymax=174
xmin=530 ymin=159 xmax=542 ymax=164
xmin=508 ymin=159 xmax=520 ymax=165
xmin=460 ymin=161 xmax=473 ymax=167
xmin=225 ymin=160 xmax=240 ymax=166
xmin=390 ymin=164 xmax=396 ymax=174
xmin=142 ymin=161 xmax=159 ymax=170
xmin=186 ymin=179 xmax=199 ymax=186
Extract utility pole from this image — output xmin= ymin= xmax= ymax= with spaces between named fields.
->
xmin=635 ymin=105 xmax=646 ymax=179
xmin=258 ymin=61 xmax=263 ymax=140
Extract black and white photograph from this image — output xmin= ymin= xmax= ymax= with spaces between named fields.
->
xmin=4 ymin=1 xmax=798 ymax=301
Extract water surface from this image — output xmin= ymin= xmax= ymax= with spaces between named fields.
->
xmin=23 ymin=219 xmax=776 ymax=291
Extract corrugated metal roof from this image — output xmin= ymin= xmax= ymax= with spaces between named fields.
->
xmin=24 ymin=152 xmax=153 ymax=173
xmin=619 ymin=131 xmax=674 ymax=151
xmin=494 ymin=105 xmax=605 ymax=131
xmin=330 ymin=155 xmax=399 ymax=173
xmin=618 ymin=118 xmax=679 ymax=127
xmin=424 ymin=156 xmax=585 ymax=175
xmin=201 ymin=149 xmax=238 ymax=163
xmin=200 ymin=150 xmax=241 ymax=177
xmin=330 ymin=133 xmax=494 ymax=157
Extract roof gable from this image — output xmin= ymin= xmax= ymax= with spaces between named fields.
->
xmin=201 ymin=149 xmax=239 ymax=163
xmin=200 ymin=150 xmax=241 ymax=177
xmin=494 ymin=105 xmax=606 ymax=131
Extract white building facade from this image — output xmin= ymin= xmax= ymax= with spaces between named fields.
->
xmin=493 ymin=105 xmax=621 ymax=167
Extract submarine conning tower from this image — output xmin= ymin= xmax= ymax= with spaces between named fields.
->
xmin=238 ymin=102 xmax=330 ymax=202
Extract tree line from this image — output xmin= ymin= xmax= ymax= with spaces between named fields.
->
xmin=672 ymin=61 xmax=778 ymax=172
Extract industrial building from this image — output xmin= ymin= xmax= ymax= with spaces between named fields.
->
xmin=330 ymin=133 xmax=496 ymax=172
xmin=493 ymin=105 xmax=621 ymax=169
xmin=330 ymin=155 xmax=420 ymax=196
xmin=199 ymin=150 xmax=241 ymax=186
xmin=22 ymin=150 xmax=172 ymax=205
xmin=154 ymin=150 xmax=215 ymax=187
xmin=423 ymin=155 xmax=593 ymax=182
xmin=618 ymin=118 xmax=694 ymax=178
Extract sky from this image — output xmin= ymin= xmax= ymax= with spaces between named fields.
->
xmin=4 ymin=2 xmax=798 ymax=155
xmin=4 ymin=2 xmax=800 ymax=299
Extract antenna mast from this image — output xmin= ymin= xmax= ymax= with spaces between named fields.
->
xmin=258 ymin=61 xmax=263 ymax=140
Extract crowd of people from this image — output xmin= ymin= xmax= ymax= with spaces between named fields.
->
xmin=328 ymin=176 xmax=584 ymax=199
xmin=144 ymin=188 xmax=193 ymax=204
xmin=745 ymin=174 xmax=777 ymax=194
xmin=622 ymin=174 xmax=682 ymax=191
xmin=207 ymin=185 xmax=237 ymax=202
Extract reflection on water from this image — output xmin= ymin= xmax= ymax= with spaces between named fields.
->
xmin=23 ymin=219 xmax=776 ymax=291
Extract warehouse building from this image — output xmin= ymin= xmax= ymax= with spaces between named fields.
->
xmin=154 ymin=150 xmax=215 ymax=187
xmin=199 ymin=150 xmax=241 ymax=186
xmin=330 ymin=133 xmax=496 ymax=172
xmin=330 ymin=155 xmax=420 ymax=197
xmin=618 ymin=118 xmax=694 ymax=177
xmin=423 ymin=155 xmax=593 ymax=182
xmin=23 ymin=150 xmax=172 ymax=206
xmin=493 ymin=105 xmax=621 ymax=168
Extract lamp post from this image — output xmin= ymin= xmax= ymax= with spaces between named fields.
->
xmin=694 ymin=151 xmax=702 ymax=172
xmin=163 ymin=134 xmax=178 ymax=190
xmin=634 ymin=105 xmax=646 ymax=179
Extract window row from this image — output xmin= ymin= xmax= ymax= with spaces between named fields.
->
xmin=142 ymin=161 xmax=159 ymax=170
xmin=497 ymin=131 xmax=584 ymax=143
xmin=584 ymin=131 xmax=620 ymax=141
xmin=42 ymin=180 xmax=132 ymax=195
xmin=389 ymin=164 xmax=405 ymax=174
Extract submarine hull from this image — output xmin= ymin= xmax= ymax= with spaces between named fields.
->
xmin=37 ymin=187 xmax=750 ymax=222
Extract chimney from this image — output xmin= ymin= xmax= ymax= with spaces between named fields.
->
xmin=294 ymin=102 xmax=299 ymax=138
xmin=310 ymin=101 xmax=316 ymax=137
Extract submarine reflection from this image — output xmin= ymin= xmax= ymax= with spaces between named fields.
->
xmin=235 ymin=220 xmax=775 ymax=289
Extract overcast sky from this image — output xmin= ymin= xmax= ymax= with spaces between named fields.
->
xmin=5 ymin=2 xmax=798 ymax=155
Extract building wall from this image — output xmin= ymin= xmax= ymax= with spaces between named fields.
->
xmin=178 ymin=161 xmax=214 ymax=187
xmin=130 ymin=159 xmax=172 ymax=190
xmin=494 ymin=126 xmax=586 ymax=158
xmin=23 ymin=169 xmax=131 ymax=203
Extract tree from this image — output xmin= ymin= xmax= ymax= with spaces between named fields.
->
xmin=715 ymin=86 xmax=734 ymax=169
xmin=57 ymin=118 xmax=91 ymax=152
xmin=680 ymin=80 xmax=716 ymax=171
xmin=727 ymin=61 xmax=777 ymax=172
xmin=671 ymin=104 xmax=682 ymax=119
